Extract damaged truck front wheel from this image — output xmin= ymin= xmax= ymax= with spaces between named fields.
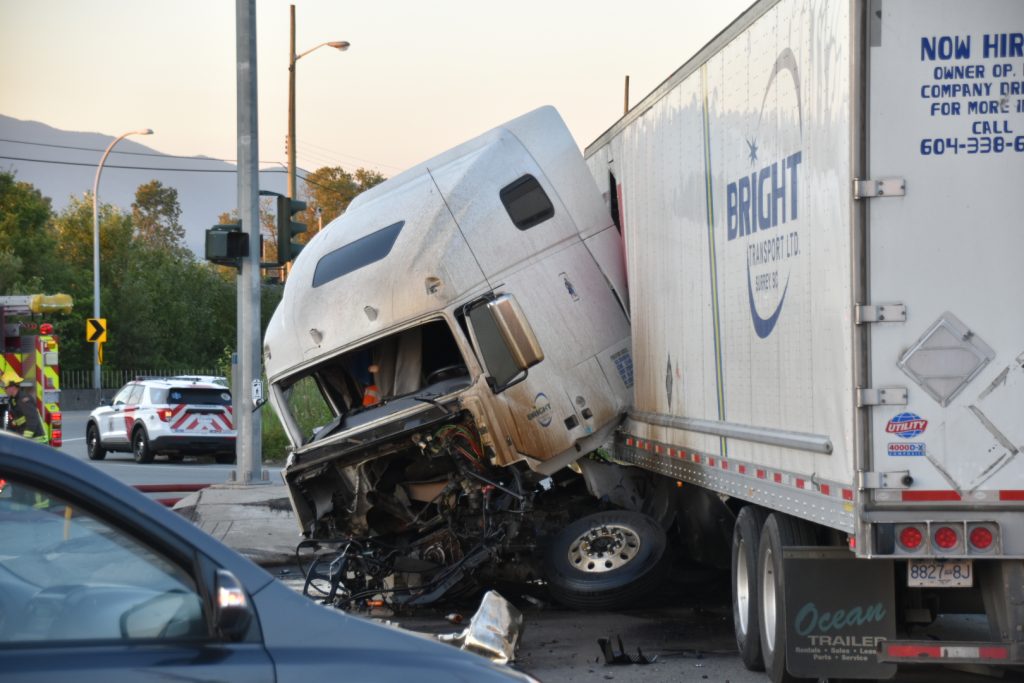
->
xmin=543 ymin=510 xmax=669 ymax=610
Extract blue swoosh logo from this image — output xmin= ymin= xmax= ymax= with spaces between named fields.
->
xmin=746 ymin=265 xmax=790 ymax=339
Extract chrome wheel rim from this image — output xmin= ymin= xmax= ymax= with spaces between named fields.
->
xmin=736 ymin=537 xmax=750 ymax=635
xmin=762 ymin=546 xmax=777 ymax=652
xmin=568 ymin=523 xmax=641 ymax=573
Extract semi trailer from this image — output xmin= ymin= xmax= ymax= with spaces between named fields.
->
xmin=584 ymin=0 xmax=1023 ymax=679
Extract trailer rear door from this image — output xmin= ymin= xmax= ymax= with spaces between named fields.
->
xmin=866 ymin=0 xmax=1024 ymax=507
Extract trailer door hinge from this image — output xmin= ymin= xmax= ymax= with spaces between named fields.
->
xmin=853 ymin=177 xmax=906 ymax=199
xmin=857 ymin=387 xmax=908 ymax=407
xmin=856 ymin=303 xmax=907 ymax=324
xmin=860 ymin=470 xmax=912 ymax=490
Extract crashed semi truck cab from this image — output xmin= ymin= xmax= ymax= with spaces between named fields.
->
xmin=264 ymin=108 xmax=638 ymax=606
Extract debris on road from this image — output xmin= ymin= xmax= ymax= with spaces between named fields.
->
xmin=598 ymin=635 xmax=657 ymax=665
xmin=436 ymin=591 xmax=524 ymax=664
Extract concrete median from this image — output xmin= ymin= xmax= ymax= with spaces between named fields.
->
xmin=173 ymin=484 xmax=300 ymax=567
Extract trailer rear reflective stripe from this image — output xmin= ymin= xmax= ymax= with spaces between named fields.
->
xmin=883 ymin=642 xmax=1009 ymax=661
xmin=901 ymin=490 xmax=962 ymax=502
xmin=998 ymin=491 xmax=1024 ymax=501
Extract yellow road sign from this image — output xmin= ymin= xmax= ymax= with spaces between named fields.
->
xmin=86 ymin=318 xmax=107 ymax=343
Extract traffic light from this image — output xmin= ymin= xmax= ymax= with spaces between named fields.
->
xmin=205 ymin=222 xmax=248 ymax=269
xmin=276 ymin=196 xmax=307 ymax=264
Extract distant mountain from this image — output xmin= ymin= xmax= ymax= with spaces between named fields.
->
xmin=0 ymin=114 xmax=287 ymax=256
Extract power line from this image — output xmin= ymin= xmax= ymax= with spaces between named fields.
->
xmin=0 ymin=137 xmax=246 ymax=162
xmin=298 ymin=139 xmax=402 ymax=171
xmin=1 ymin=135 xmax=401 ymax=173
xmin=0 ymin=155 xmax=252 ymax=173
xmin=0 ymin=155 xmax=372 ymax=198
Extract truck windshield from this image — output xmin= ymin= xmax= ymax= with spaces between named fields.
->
xmin=278 ymin=318 xmax=470 ymax=445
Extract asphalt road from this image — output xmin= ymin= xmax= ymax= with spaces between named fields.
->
xmin=56 ymin=411 xmax=1009 ymax=682
xmin=59 ymin=410 xmax=284 ymax=488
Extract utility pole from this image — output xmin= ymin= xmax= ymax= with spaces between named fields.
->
xmin=233 ymin=0 xmax=266 ymax=484
xmin=288 ymin=4 xmax=297 ymax=202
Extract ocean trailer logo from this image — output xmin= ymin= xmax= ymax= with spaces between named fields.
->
xmin=725 ymin=48 xmax=805 ymax=339
xmin=886 ymin=412 xmax=928 ymax=439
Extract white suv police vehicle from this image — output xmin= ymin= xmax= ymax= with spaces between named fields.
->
xmin=86 ymin=376 xmax=235 ymax=464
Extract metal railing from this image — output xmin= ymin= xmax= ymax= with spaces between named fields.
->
xmin=61 ymin=368 xmax=221 ymax=390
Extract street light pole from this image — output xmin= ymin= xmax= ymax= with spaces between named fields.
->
xmin=287 ymin=3 xmax=348 ymax=200
xmin=92 ymin=128 xmax=152 ymax=391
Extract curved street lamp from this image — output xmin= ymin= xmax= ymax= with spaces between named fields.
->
xmin=92 ymin=128 xmax=153 ymax=391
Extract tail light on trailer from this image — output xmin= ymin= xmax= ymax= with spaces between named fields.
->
xmin=933 ymin=526 xmax=960 ymax=550
xmin=897 ymin=525 xmax=924 ymax=551
xmin=968 ymin=524 xmax=997 ymax=552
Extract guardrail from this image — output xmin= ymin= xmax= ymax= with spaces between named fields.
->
xmin=134 ymin=483 xmax=210 ymax=507
xmin=62 ymin=369 xmax=221 ymax=390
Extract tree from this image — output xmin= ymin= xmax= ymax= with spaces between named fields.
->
xmin=0 ymin=171 xmax=57 ymax=294
xmin=301 ymin=166 xmax=386 ymax=235
xmin=49 ymin=194 xmax=134 ymax=371
xmin=132 ymin=180 xmax=186 ymax=251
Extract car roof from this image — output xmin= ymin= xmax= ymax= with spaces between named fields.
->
xmin=131 ymin=376 xmax=230 ymax=390
xmin=0 ymin=432 xmax=269 ymax=590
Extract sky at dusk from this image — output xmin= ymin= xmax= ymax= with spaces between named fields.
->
xmin=1 ymin=0 xmax=753 ymax=177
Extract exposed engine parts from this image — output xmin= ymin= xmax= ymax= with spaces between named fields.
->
xmin=294 ymin=416 xmax=567 ymax=611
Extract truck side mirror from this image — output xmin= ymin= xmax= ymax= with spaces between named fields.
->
xmin=467 ymin=294 xmax=544 ymax=394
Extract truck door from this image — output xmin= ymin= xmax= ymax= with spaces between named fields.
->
xmin=866 ymin=0 xmax=1024 ymax=504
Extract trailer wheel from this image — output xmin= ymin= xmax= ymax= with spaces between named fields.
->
xmin=758 ymin=513 xmax=817 ymax=683
xmin=132 ymin=427 xmax=155 ymax=464
xmin=732 ymin=505 xmax=770 ymax=671
xmin=544 ymin=510 xmax=669 ymax=610
xmin=86 ymin=423 xmax=106 ymax=461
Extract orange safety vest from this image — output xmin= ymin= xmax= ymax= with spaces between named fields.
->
xmin=362 ymin=384 xmax=381 ymax=406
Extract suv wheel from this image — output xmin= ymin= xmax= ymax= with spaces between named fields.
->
xmin=86 ymin=423 xmax=107 ymax=461
xmin=133 ymin=428 xmax=155 ymax=464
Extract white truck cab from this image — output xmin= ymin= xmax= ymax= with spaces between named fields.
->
xmin=263 ymin=109 xmax=648 ymax=610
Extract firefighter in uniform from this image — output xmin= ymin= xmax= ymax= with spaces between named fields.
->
xmin=3 ymin=370 xmax=48 ymax=443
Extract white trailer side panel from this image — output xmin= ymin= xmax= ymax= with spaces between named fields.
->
xmin=866 ymin=0 xmax=1024 ymax=506
xmin=587 ymin=0 xmax=856 ymax=490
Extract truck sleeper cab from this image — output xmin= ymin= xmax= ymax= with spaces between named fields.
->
xmin=264 ymin=108 xmax=651 ymax=610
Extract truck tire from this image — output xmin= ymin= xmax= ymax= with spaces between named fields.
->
xmin=132 ymin=427 xmax=155 ymax=464
xmin=86 ymin=423 xmax=106 ymax=461
xmin=544 ymin=509 xmax=669 ymax=610
xmin=732 ymin=505 xmax=770 ymax=671
xmin=758 ymin=513 xmax=817 ymax=683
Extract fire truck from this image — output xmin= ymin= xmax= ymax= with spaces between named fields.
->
xmin=0 ymin=294 xmax=72 ymax=447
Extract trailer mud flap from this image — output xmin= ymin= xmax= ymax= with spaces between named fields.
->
xmin=783 ymin=548 xmax=896 ymax=679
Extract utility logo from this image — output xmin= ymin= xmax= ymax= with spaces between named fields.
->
xmin=886 ymin=412 xmax=928 ymax=439
xmin=527 ymin=392 xmax=553 ymax=427
xmin=725 ymin=48 xmax=804 ymax=339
